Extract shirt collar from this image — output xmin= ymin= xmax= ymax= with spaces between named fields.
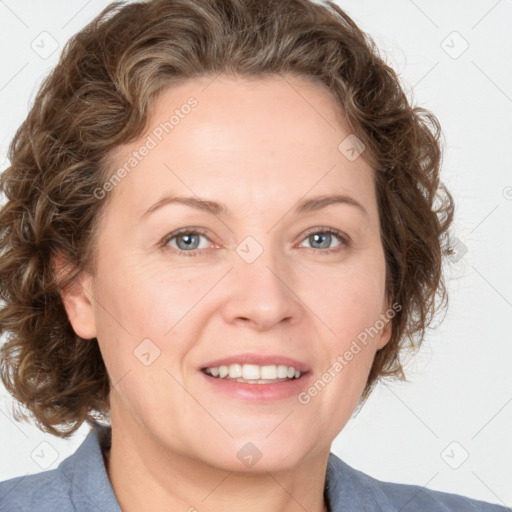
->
xmin=325 ymin=451 xmax=395 ymax=511
xmin=58 ymin=425 xmax=394 ymax=512
xmin=58 ymin=424 xmax=121 ymax=511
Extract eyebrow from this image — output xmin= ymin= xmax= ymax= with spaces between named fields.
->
xmin=141 ymin=193 xmax=368 ymax=219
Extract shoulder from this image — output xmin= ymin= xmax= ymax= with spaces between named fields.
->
xmin=0 ymin=425 xmax=120 ymax=512
xmin=326 ymin=452 xmax=510 ymax=512
xmin=373 ymin=476 xmax=510 ymax=512
xmin=0 ymin=468 xmax=69 ymax=512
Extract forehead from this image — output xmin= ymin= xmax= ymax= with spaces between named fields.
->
xmin=104 ymin=75 xmax=376 ymax=219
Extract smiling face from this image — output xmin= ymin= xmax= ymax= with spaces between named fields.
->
xmin=64 ymin=74 xmax=391 ymax=473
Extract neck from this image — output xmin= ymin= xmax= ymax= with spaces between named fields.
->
xmin=103 ymin=422 xmax=330 ymax=512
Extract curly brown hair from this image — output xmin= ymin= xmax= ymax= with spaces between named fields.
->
xmin=0 ymin=0 xmax=454 ymax=437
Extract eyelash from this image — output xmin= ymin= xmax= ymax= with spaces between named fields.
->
xmin=160 ymin=227 xmax=351 ymax=258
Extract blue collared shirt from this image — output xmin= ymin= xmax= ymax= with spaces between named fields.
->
xmin=0 ymin=425 xmax=509 ymax=511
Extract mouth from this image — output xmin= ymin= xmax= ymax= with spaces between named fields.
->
xmin=201 ymin=363 xmax=304 ymax=384
xmin=198 ymin=355 xmax=311 ymax=400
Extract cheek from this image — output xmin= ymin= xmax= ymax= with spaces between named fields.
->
xmin=301 ymin=259 xmax=386 ymax=425
xmin=298 ymin=250 xmax=387 ymax=404
xmin=302 ymin=253 xmax=387 ymax=344
xmin=93 ymin=244 xmax=179 ymax=321
xmin=90 ymin=254 xmax=216 ymax=374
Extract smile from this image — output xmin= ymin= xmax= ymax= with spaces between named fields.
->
xmin=203 ymin=363 xmax=301 ymax=383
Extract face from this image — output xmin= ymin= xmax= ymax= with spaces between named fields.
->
xmin=64 ymin=74 xmax=391 ymax=473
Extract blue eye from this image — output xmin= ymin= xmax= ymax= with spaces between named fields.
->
xmin=164 ymin=229 xmax=212 ymax=257
xmin=162 ymin=227 xmax=350 ymax=257
xmin=298 ymin=228 xmax=349 ymax=253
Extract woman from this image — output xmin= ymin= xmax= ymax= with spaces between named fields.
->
xmin=0 ymin=0 xmax=508 ymax=510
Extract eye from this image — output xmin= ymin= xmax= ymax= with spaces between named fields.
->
xmin=162 ymin=229 xmax=213 ymax=257
xmin=161 ymin=227 xmax=350 ymax=258
xmin=298 ymin=228 xmax=350 ymax=253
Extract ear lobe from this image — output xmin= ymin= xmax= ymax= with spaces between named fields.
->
xmin=377 ymin=317 xmax=392 ymax=350
xmin=52 ymin=253 xmax=97 ymax=340
xmin=376 ymin=301 xmax=394 ymax=351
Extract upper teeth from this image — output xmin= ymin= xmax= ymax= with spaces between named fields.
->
xmin=204 ymin=364 xmax=301 ymax=380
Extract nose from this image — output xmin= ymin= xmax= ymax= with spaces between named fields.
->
xmin=221 ymin=244 xmax=303 ymax=331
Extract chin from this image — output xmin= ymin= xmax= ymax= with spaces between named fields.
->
xmin=199 ymin=435 xmax=313 ymax=475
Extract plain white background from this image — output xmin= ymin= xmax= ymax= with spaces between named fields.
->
xmin=1 ymin=0 xmax=511 ymax=507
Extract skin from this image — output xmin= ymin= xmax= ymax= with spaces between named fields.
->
xmin=61 ymin=74 xmax=392 ymax=512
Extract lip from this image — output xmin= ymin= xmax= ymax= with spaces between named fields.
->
xmin=199 ymin=353 xmax=311 ymax=373
xmin=199 ymin=369 xmax=313 ymax=401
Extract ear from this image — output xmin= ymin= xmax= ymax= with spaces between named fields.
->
xmin=52 ymin=253 xmax=97 ymax=340
xmin=377 ymin=318 xmax=392 ymax=350
xmin=376 ymin=301 xmax=394 ymax=350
